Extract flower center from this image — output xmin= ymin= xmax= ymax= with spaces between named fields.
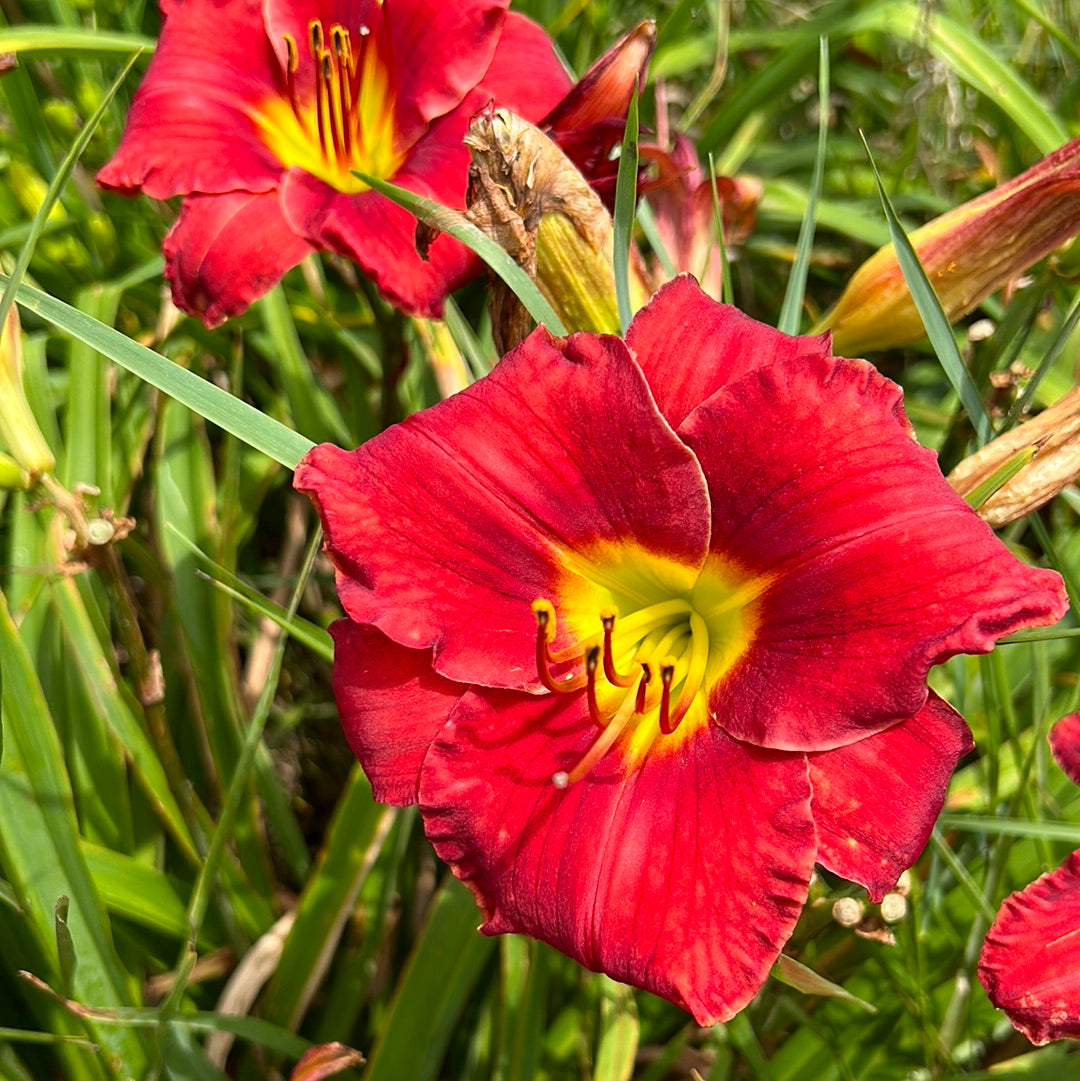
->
xmin=533 ymin=545 xmax=771 ymax=786
xmin=255 ymin=17 xmax=404 ymax=193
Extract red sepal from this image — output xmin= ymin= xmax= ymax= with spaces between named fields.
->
xmin=1049 ymin=711 xmax=1080 ymax=787
xmin=331 ymin=621 xmax=463 ymax=805
xmin=420 ymin=688 xmax=816 ymax=1025
xmin=809 ymin=693 xmax=974 ymax=900
xmin=164 ymin=191 xmax=314 ymax=327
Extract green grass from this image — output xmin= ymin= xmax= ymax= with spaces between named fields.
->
xmin=2 ymin=1 xmax=1080 ymax=1078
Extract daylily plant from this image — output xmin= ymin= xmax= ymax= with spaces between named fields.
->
xmin=99 ymin=0 xmax=578 ymax=325
xmin=978 ymin=712 xmax=1080 ymax=1044
xmin=295 ymin=277 xmax=1066 ymax=1024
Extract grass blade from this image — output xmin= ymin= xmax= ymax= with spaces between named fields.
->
xmin=5 ymin=278 xmax=314 ymax=468
xmin=777 ymin=37 xmax=829 ymax=335
xmin=355 ymin=174 xmax=567 ymax=335
xmin=612 ymin=87 xmax=640 ymax=334
xmin=860 ymin=133 xmax=994 ymax=445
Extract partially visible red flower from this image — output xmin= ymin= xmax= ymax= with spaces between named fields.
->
xmin=100 ymin=0 xmax=640 ymax=326
xmin=978 ymin=849 xmax=1080 ymax=1044
xmin=1049 ymin=711 xmax=1080 ymax=786
xmin=644 ymin=134 xmax=762 ymax=297
xmin=295 ymin=276 xmax=1066 ymax=1024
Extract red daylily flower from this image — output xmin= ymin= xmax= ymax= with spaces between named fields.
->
xmin=644 ymin=134 xmax=762 ymax=297
xmin=978 ymin=848 xmax=1080 ymax=1044
xmin=294 ymin=276 xmax=1067 ymax=1024
xmin=99 ymin=0 xmax=579 ymax=325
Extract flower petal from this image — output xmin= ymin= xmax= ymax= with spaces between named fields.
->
xmin=478 ymin=12 xmax=573 ymax=119
xmin=163 ymin=190 xmax=314 ymax=327
xmin=978 ymin=849 xmax=1080 ymax=1045
xmin=331 ymin=620 xmax=463 ymax=805
xmin=419 ymin=688 xmax=816 ymax=1025
xmin=808 ymin=693 xmax=974 ymax=901
xmin=1049 ymin=711 xmax=1080 ymax=787
xmin=679 ymin=352 xmax=1067 ymax=751
xmin=97 ymin=0 xmax=283 ymax=199
xmin=293 ymin=330 xmax=710 ymax=690
xmin=279 ymin=105 xmax=479 ymax=316
xmin=625 ymin=276 xmax=832 ymax=429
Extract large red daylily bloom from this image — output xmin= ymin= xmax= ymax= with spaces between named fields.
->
xmin=295 ymin=276 xmax=1067 ymax=1024
xmin=98 ymin=0 xmax=578 ymax=325
xmin=977 ymin=711 xmax=1080 ymax=1044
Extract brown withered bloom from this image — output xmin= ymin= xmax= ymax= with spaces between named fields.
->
xmin=463 ymin=108 xmax=649 ymax=351
xmin=948 ymin=387 xmax=1080 ymax=528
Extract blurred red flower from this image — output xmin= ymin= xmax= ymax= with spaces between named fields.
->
xmin=978 ymin=711 xmax=1080 ymax=1044
xmin=295 ymin=276 xmax=1066 ymax=1024
xmin=99 ymin=0 xmax=580 ymax=325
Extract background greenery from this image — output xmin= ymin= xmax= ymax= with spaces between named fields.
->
xmin=2 ymin=0 xmax=1079 ymax=1077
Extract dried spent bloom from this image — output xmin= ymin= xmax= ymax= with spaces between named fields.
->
xmin=295 ymin=276 xmax=1066 ymax=1024
xmin=979 ymin=849 xmax=1080 ymax=1044
xmin=948 ymin=388 xmax=1080 ymax=528
xmin=98 ymin=0 xmax=573 ymax=325
xmin=462 ymin=108 xmax=650 ymax=349
xmin=820 ymin=136 xmax=1080 ymax=354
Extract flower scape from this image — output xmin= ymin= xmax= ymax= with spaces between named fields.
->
xmin=295 ymin=276 xmax=1067 ymax=1024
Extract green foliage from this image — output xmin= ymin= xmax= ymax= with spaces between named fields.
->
xmin=1 ymin=0 xmax=1079 ymax=1078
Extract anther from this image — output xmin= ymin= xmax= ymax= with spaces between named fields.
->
xmin=657 ymin=658 xmax=678 ymax=734
xmin=600 ymin=609 xmax=636 ymax=688
xmin=283 ymin=33 xmax=298 ymax=73
xmin=585 ymin=646 xmax=604 ymax=728
xmin=308 ymin=18 xmax=324 ymax=55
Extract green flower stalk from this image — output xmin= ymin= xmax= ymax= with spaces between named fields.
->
xmin=820 ymin=137 xmax=1080 ymax=354
xmin=0 ymin=304 xmax=55 ymax=487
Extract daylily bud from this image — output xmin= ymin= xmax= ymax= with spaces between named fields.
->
xmin=820 ymin=137 xmax=1080 ymax=354
xmin=412 ymin=317 xmax=471 ymax=399
xmin=0 ymin=451 xmax=30 ymax=491
xmin=464 ymin=108 xmax=650 ymax=351
xmin=947 ymin=387 xmax=1080 ymax=528
xmin=0 ymin=304 xmax=55 ymax=483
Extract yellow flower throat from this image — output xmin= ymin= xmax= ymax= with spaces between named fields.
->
xmin=256 ymin=16 xmax=404 ymax=193
xmin=533 ymin=542 xmax=771 ymax=785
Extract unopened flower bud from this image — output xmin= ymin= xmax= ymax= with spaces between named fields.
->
xmin=819 ymin=136 xmax=1080 ymax=354
xmin=832 ymin=897 xmax=865 ymax=928
xmin=880 ymin=893 xmax=908 ymax=924
xmin=947 ymin=387 xmax=1080 ymax=528
xmin=0 ymin=304 xmax=55 ymax=482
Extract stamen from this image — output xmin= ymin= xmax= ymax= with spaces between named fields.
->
xmin=585 ymin=647 xmax=604 ymax=728
xmin=668 ymin=611 xmax=710 ymax=729
xmin=553 ymin=676 xmax=644 ymax=788
xmin=281 ymin=33 xmax=303 ymax=124
xmin=532 ymin=599 xmax=577 ymax=694
xmin=283 ymin=33 xmax=299 ymax=73
xmin=600 ymin=609 xmax=636 ymax=688
xmin=635 ymin=663 xmax=651 ymax=713
xmin=657 ymin=658 xmax=678 ymax=734
xmin=308 ymin=18 xmax=324 ymax=57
